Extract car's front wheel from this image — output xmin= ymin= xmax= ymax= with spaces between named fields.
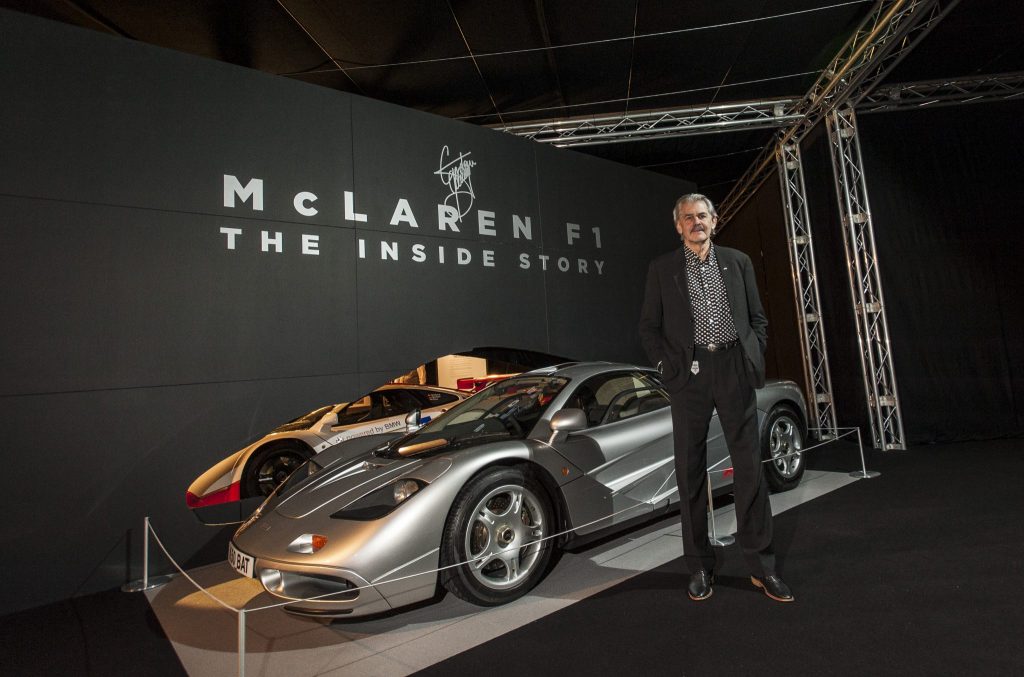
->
xmin=243 ymin=442 xmax=310 ymax=498
xmin=761 ymin=405 xmax=806 ymax=492
xmin=440 ymin=467 xmax=555 ymax=606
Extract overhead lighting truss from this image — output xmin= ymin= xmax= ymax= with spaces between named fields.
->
xmin=494 ymin=69 xmax=1016 ymax=153
xmin=495 ymin=99 xmax=799 ymax=147
xmin=498 ymin=2 xmax=962 ymax=218
xmin=719 ymin=0 xmax=960 ymax=224
xmin=722 ymin=0 xmax=956 ymax=450
xmin=857 ymin=71 xmax=1024 ymax=113
xmin=496 ymin=0 xmax=978 ymax=450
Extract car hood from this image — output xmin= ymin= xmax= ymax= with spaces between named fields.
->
xmin=268 ymin=433 xmax=454 ymax=520
xmin=265 ymin=426 xmax=528 ymax=520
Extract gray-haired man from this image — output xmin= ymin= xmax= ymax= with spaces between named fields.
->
xmin=638 ymin=193 xmax=793 ymax=602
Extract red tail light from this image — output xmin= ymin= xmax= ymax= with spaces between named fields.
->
xmin=186 ymin=481 xmax=241 ymax=508
xmin=723 ymin=467 xmax=735 ymax=479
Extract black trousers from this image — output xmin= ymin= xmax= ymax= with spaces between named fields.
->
xmin=669 ymin=344 xmax=775 ymax=577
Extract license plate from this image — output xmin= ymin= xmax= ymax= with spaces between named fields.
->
xmin=228 ymin=542 xmax=254 ymax=578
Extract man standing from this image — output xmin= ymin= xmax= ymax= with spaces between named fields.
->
xmin=638 ymin=193 xmax=793 ymax=603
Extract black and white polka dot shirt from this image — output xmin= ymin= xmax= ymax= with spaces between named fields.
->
xmin=683 ymin=244 xmax=739 ymax=345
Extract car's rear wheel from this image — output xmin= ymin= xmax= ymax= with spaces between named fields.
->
xmin=761 ymin=405 xmax=805 ymax=492
xmin=440 ymin=467 xmax=554 ymax=606
xmin=243 ymin=442 xmax=310 ymax=498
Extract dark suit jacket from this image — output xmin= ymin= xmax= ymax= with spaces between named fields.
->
xmin=638 ymin=245 xmax=768 ymax=391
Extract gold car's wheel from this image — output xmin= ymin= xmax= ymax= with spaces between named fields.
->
xmin=244 ymin=443 xmax=310 ymax=498
xmin=441 ymin=467 xmax=555 ymax=605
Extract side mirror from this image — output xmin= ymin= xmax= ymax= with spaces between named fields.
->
xmin=316 ymin=411 xmax=339 ymax=433
xmin=548 ymin=408 xmax=587 ymax=445
xmin=405 ymin=409 xmax=423 ymax=432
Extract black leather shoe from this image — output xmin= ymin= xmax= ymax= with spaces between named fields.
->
xmin=751 ymin=574 xmax=794 ymax=602
xmin=687 ymin=570 xmax=714 ymax=601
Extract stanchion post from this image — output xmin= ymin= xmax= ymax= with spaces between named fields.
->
xmin=238 ymin=609 xmax=246 ymax=677
xmin=142 ymin=516 xmax=150 ymax=589
xmin=123 ymin=515 xmax=173 ymax=592
xmin=706 ymin=472 xmax=735 ymax=547
xmin=849 ymin=427 xmax=881 ymax=479
xmin=121 ymin=516 xmax=175 ymax=592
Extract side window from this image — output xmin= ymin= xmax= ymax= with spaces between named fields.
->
xmin=381 ymin=390 xmax=421 ymax=416
xmin=613 ymin=372 xmax=669 ymax=422
xmin=335 ymin=395 xmax=373 ymax=426
xmin=566 ymin=371 xmax=669 ymax=427
xmin=413 ymin=389 xmax=460 ymax=408
xmin=604 ymin=385 xmax=669 ymax=423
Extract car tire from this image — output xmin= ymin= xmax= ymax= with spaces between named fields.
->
xmin=761 ymin=405 xmax=806 ymax=492
xmin=440 ymin=466 xmax=555 ymax=606
xmin=243 ymin=442 xmax=311 ymax=498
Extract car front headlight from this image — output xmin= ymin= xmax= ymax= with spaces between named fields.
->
xmin=331 ymin=478 xmax=425 ymax=521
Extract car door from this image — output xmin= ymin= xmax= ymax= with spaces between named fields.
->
xmin=552 ymin=370 xmax=675 ymax=533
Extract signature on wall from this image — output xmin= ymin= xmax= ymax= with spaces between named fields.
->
xmin=435 ymin=145 xmax=477 ymax=220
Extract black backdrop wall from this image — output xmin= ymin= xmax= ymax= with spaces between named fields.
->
xmin=714 ymin=180 xmax=805 ymax=391
xmin=0 ymin=10 xmax=692 ymax=615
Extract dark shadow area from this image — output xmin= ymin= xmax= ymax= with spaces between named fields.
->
xmin=181 ymin=523 xmax=238 ymax=571
xmin=803 ymin=437 xmax=876 ymax=473
xmin=0 ymin=588 xmax=186 ymax=677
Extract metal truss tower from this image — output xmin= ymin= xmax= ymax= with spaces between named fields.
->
xmin=826 ymin=105 xmax=905 ymax=449
xmin=499 ymin=0 xmax=964 ymax=449
xmin=776 ymin=141 xmax=837 ymax=438
xmin=720 ymin=0 xmax=955 ymax=449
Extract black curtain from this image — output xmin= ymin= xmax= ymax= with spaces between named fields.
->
xmin=722 ymin=100 xmax=1024 ymax=445
xmin=855 ymin=101 xmax=1024 ymax=442
xmin=715 ymin=179 xmax=806 ymax=392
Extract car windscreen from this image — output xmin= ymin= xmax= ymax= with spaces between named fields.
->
xmin=271 ymin=404 xmax=336 ymax=432
xmin=383 ymin=375 xmax=570 ymax=455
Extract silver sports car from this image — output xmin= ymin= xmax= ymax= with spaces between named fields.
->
xmin=227 ymin=362 xmax=807 ymax=618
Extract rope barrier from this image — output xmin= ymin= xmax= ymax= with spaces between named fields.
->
xmin=136 ymin=421 xmax=872 ymax=671
xmin=142 ymin=484 xmax=667 ymax=616
xmin=245 ymin=490 xmax=668 ymax=612
xmin=147 ymin=425 xmax=868 ymax=614
xmin=146 ymin=522 xmax=241 ymax=613
xmin=200 ymin=518 xmax=246 ymax=527
xmin=706 ymin=426 xmax=861 ymax=475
